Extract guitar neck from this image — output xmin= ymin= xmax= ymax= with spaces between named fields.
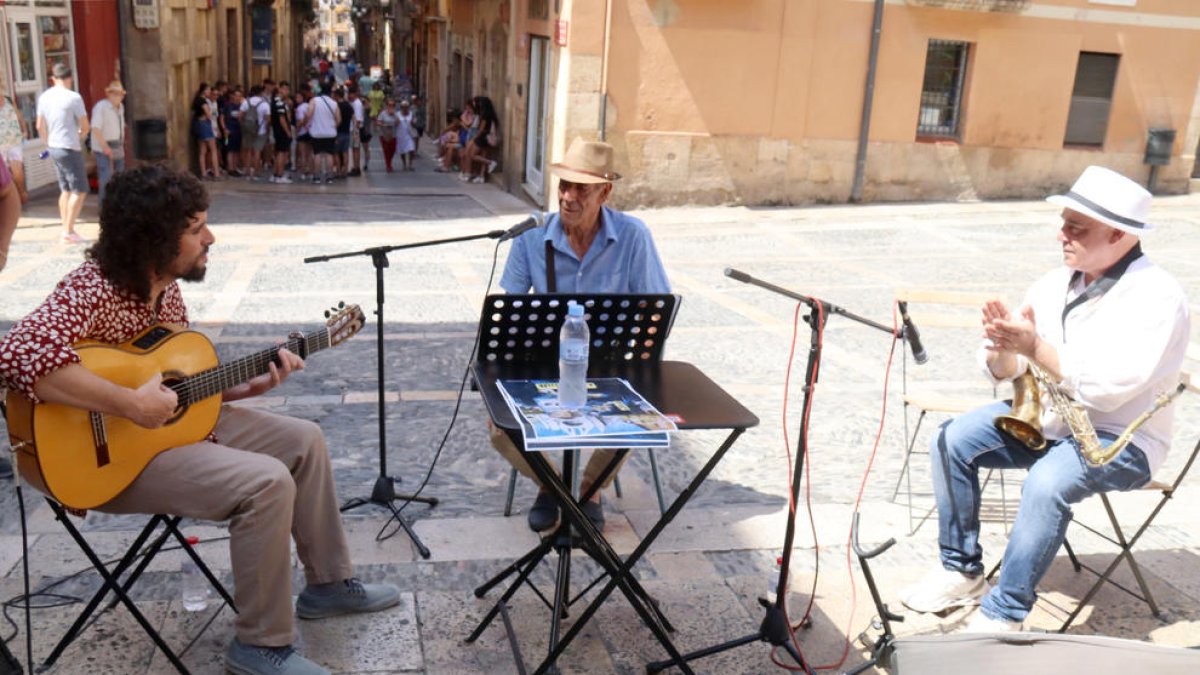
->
xmin=173 ymin=329 xmax=331 ymax=404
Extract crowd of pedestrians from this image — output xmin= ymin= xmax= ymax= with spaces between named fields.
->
xmin=192 ymin=66 xmax=445 ymax=185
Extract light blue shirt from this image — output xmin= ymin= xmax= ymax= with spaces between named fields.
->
xmin=500 ymin=206 xmax=670 ymax=294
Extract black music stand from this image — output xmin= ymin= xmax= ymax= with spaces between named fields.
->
xmin=305 ymin=232 xmax=507 ymax=556
xmin=465 ymin=293 xmax=759 ymax=674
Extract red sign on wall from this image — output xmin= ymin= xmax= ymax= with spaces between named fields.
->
xmin=555 ymin=20 xmax=568 ymax=47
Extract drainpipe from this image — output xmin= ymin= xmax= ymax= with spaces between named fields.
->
xmin=850 ymin=0 xmax=885 ymax=203
xmin=598 ymin=0 xmax=612 ymax=140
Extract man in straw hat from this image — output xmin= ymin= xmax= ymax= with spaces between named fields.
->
xmin=900 ymin=166 xmax=1190 ymax=632
xmin=90 ymin=80 xmax=127 ymax=204
xmin=494 ymin=138 xmax=670 ymax=532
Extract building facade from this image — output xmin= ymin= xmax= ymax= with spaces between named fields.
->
xmin=414 ymin=0 xmax=1200 ymax=209
xmin=0 ymin=0 xmax=309 ymax=192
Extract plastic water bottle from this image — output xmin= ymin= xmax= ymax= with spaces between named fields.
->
xmin=180 ymin=536 xmax=209 ymax=612
xmin=558 ymin=302 xmax=589 ymax=409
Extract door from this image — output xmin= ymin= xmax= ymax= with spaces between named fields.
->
xmin=523 ymin=36 xmax=549 ymax=203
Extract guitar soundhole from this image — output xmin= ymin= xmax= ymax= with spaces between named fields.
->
xmin=162 ymin=373 xmax=190 ymax=425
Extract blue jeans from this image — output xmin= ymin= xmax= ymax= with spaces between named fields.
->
xmin=95 ymin=153 xmax=124 ymax=204
xmin=931 ymin=400 xmax=1151 ymax=622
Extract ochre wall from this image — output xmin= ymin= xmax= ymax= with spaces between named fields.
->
xmin=559 ymin=0 xmax=1200 ymax=207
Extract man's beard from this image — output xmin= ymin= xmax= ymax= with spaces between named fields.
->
xmin=180 ymin=265 xmax=207 ymax=283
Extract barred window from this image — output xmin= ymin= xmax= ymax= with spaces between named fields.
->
xmin=1064 ymin=52 xmax=1119 ymax=147
xmin=917 ymin=40 xmax=970 ymax=138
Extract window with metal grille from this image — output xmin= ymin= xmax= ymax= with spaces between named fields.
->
xmin=917 ymin=40 xmax=970 ymax=138
xmin=1064 ymin=52 xmax=1119 ymax=147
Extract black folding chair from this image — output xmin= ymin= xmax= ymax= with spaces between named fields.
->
xmin=2 ymin=398 xmax=236 ymax=675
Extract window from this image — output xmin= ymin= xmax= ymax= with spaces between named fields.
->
xmin=917 ymin=40 xmax=970 ymax=138
xmin=1064 ymin=52 xmax=1119 ymax=147
xmin=336 ymin=33 xmax=346 ymax=48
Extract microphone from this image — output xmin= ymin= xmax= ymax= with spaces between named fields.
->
xmin=897 ymin=301 xmax=928 ymax=365
xmin=497 ymin=212 xmax=546 ymax=242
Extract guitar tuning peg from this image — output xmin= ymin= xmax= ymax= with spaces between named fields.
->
xmin=324 ymin=310 xmax=331 ymax=318
xmin=338 ymin=301 xmax=346 ymax=308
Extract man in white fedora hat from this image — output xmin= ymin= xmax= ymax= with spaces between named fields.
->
xmin=900 ymin=165 xmax=1190 ymax=632
xmin=493 ymin=137 xmax=670 ymax=533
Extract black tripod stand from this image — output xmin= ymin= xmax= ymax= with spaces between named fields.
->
xmin=648 ymin=268 xmax=899 ymax=673
xmin=305 ymin=229 xmax=510 ymax=557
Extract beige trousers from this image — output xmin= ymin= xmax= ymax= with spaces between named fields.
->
xmin=100 ymin=405 xmax=354 ymax=647
xmin=489 ymin=422 xmax=628 ymax=492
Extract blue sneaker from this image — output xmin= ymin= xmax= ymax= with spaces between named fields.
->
xmin=225 ymin=639 xmax=328 ymax=675
xmin=295 ymin=578 xmax=400 ymax=620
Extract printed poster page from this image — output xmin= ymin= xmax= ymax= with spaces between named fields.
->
xmin=496 ymin=378 xmax=676 ymax=452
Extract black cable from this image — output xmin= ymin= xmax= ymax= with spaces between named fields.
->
xmin=375 ymin=237 xmax=504 ymax=542
xmin=1 ymin=529 xmax=231 ymax=649
xmin=16 ymin=478 xmax=33 ymax=674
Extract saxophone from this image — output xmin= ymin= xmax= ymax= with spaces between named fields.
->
xmin=995 ymin=363 xmax=1186 ymax=467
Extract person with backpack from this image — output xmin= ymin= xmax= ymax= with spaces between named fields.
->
xmin=239 ymin=85 xmax=270 ymax=181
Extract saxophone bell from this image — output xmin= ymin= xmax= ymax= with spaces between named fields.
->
xmin=995 ymin=370 xmax=1047 ymax=451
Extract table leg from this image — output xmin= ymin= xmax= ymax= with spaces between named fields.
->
xmin=535 ymin=428 xmax=745 ymax=673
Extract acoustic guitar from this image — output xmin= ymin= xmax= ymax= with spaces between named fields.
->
xmin=5 ymin=303 xmax=365 ymax=510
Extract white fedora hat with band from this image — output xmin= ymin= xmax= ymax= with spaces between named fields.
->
xmin=550 ymin=138 xmax=622 ymax=184
xmin=1046 ymin=165 xmax=1154 ymax=235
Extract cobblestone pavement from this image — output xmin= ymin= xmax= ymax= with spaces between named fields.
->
xmin=2 ymin=152 xmax=1200 ymax=674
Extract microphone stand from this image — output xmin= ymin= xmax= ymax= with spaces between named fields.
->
xmin=305 ymin=229 xmax=506 ymax=558
xmin=649 ymin=269 xmax=897 ymax=673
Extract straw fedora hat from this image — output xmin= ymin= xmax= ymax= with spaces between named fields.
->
xmin=1046 ymin=165 xmax=1154 ymax=235
xmin=105 ymin=80 xmax=126 ymax=94
xmin=550 ymin=138 xmax=621 ymax=184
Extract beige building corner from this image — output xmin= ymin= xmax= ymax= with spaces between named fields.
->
xmin=413 ymin=0 xmax=1200 ymax=208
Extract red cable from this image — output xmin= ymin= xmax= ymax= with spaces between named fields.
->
xmin=806 ymin=302 xmax=900 ymax=672
xmin=773 ymin=300 xmax=901 ymax=672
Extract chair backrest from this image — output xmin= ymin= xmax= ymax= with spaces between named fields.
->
xmin=894 ymin=287 xmax=998 ymax=395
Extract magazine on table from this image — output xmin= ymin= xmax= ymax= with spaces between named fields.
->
xmin=496 ymin=378 xmax=677 ymax=452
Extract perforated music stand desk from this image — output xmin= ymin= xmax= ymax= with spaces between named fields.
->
xmin=466 ymin=294 xmax=759 ymax=675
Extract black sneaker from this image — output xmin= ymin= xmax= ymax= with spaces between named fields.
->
xmin=348 ymin=168 xmax=361 ymax=177
xmin=527 ymin=492 xmax=559 ymax=532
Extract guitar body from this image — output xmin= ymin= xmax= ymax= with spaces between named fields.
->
xmin=7 ymin=326 xmax=222 ymax=510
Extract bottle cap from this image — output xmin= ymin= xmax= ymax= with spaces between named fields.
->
xmin=568 ymin=303 xmax=584 ymax=317
xmin=186 ymin=536 xmax=200 ymax=545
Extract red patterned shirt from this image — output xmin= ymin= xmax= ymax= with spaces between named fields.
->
xmin=0 ymin=259 xmax=188 ymax=402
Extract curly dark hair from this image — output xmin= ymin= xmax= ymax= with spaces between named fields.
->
xmin=87 ymin=165 xmax=209 ymax=302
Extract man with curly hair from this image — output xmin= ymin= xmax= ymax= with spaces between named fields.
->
xmin=0 ymin=166 xmax=398 ymax=675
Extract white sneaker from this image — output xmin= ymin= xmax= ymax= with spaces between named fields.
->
xmin=267 ymin=176 xmax=278 ymax=183
xmin=276 ymin=176 xmax=293 ymax=184
xmin=962 ymin=609 xmax=1022 ymax=633
xmin=487 ymin=160 xmax=498 ymax=172
xmin=899 ymin=567 xmax=986 ymax=614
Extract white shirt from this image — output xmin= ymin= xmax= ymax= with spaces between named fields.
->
xmin=36 ymin=85 xmax=86 ymax=151
xmin=89 ymin=99 xmax=124 ymax=153
xmin=350 ymin=98 xmax=364 ymax=126
xmin=295 ymin=101 xmax=310 ymax=135
xmin=240 ymin=96 xmax=270 ymax=135
xmin=979 ymin=255 xmax=1190 ymax=472
xmin=307 ymin=95 xmax=338 ymax=138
